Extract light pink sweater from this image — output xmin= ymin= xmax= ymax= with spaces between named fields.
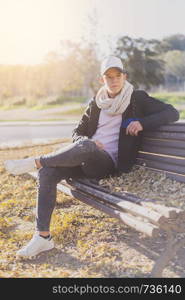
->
xmin=91 ymin=109 xmax=122 ymax=166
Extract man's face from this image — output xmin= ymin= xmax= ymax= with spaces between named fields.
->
xmin=102 ymin=68 xmax=126 ymax=97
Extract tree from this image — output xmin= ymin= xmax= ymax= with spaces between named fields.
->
xmin=163 ymin=50 xmax=185 ymax=87
xmin=160 ymin=34 xmax=185 ymax=52
xmin=115 ymin=36 xmax=164 ymax=89
xmin=59 ymin=40 xmax=100 ymax=96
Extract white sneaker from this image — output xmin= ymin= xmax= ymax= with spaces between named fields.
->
xmin=4 ymin=157 xmax=37 ymax=175
xmin=16 ymin=234 xmax=54 ymax=258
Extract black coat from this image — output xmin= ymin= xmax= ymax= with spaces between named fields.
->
xmin=72 ymin=90 xmax=179 ymax=173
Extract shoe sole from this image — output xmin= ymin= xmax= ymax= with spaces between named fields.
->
xmin=16 ymin=245 xmax=55 ymax=259
xmin=4 ymin=162 xmax=22 ymax=175
xmin=5 ymin=161 xmax=36 ymax=176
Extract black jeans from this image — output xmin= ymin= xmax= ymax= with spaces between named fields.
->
xmin=36 ymin=139 xmax=115 ymax=231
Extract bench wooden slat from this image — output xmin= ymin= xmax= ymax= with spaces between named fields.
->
xmin=142 ymin=137 xmax=185 ymax=149
xmin=153 ymin=123 xmax=185 ymax=132
xmin=140 ymin=144 xmax=185 ymax=157
xmin=141 ymin=202 xmax=182 ymax=219
xmin=57 ymin=181 xmax=159 ymax=238
xmin=143 ymin=131 xmax=185 ymax=141
xmin=138 ymin=152 xmax=185 ymax=167
xmin=137 ymin=156 xmax=185 ymax=175
xmin=68 ymin=180 xmax=168 ymax=225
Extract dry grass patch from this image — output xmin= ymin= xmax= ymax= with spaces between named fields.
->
xmin=100 ymin=165 xmax=185 ymax=209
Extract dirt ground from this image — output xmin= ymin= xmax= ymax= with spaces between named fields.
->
xmin=0 ymin=142 xmax=185 ymax=278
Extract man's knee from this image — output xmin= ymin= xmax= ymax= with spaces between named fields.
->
xmin=38 ymin=167 xmax=61 ymax=184
xmin=77 ymin=139 xmax=97 ymax=153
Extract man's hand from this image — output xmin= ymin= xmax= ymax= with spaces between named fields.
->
xmin=126 ymin=121 xmax=143 ymax=136
xmin=94 ymin=140 xmax=104 ymax=150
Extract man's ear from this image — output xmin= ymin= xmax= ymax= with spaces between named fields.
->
xmin=123 ymin=73 xmax=127 ymax=80
xmin=98 ymin=76 xmax=104 ymax=85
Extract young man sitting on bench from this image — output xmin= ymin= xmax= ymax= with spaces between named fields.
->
xmin=4 ymin=56 xmax=179 ymax=258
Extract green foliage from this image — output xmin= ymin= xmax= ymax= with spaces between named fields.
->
xmin=54 ymin=107 xmax=84 ymax=116
xmin=54 ymin=96 xmax=86 ymax=105
xmin=163 ymin=50 xmax=185 ymax=80
xmin=161 ymin=34 xmax=185 ymax=52
xmin=115 ymin=36 xmax=164 ymax=89
xmin=151 ymin=92 xmax=185 ymax=104
xmin=115 ymin=34 xmax=185 ymax=90
xmin=0 ymin=95 xmax=86 ymax=109
xmin=179 ymin=110 xmax=185 ymax=119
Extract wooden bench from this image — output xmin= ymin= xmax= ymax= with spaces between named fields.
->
xmin=137 ymin=121 xmax=185 ymax=183
xmin=29 ymin=121 xmax=185 ymax=278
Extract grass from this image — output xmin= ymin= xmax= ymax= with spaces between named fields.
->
xmin=0 ymin=105 xmax=25 ymax=111
xmin=179 ymin=111 xmax=185 ymax=119
xmin=100 ymin=165 xmax=185 ymax=209
xmin=151 ymin=92 xmax=185 ymax=105
xmin=0 ymin=102 xmax=84 ymax=122
xmin=53 ymin=107 xmax=84 ymax=116
xmin=30 ymin=102 xmax=84 ymax=111
xmin=0 ymin=96 xmax=86 ymax=110
xmin=0 ymin=102 xmax=83 ymax=111
xmin=0 ymin=165 xmax=129 ymax=277
xmin=0 ymin=118 xmax=79 ymax=122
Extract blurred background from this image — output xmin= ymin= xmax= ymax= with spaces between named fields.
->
xmin=1 ymin=0 xmax=185 ymax=144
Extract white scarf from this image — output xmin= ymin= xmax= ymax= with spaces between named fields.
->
xmin=95 ymin=80 xmax=134 ymax=115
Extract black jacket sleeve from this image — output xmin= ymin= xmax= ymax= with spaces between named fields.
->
xmin=137 ymin=91 xmax=179 ymax=130
xmin=72 ymin=100 xmax=92 ymax=142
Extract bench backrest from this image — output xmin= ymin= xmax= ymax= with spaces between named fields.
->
xmin=136 ymin=121 xmax=185 ymax=182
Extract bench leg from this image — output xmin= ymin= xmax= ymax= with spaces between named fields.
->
xmin=151 ymin=233 xmax=185 ymax=277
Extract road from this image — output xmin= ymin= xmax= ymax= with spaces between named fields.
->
xmin=0 ymin=121 xmax=77 ymax=146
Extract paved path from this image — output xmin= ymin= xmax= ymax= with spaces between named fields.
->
xmin=0 ymin=121 xmax=77 ymax=147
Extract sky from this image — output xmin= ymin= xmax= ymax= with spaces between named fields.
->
xmin=0 ymin=0 xmax=185 ymax=65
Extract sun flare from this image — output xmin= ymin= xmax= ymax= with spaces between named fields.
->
xmin=0 ymin=0 xmax=89 ymax=64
